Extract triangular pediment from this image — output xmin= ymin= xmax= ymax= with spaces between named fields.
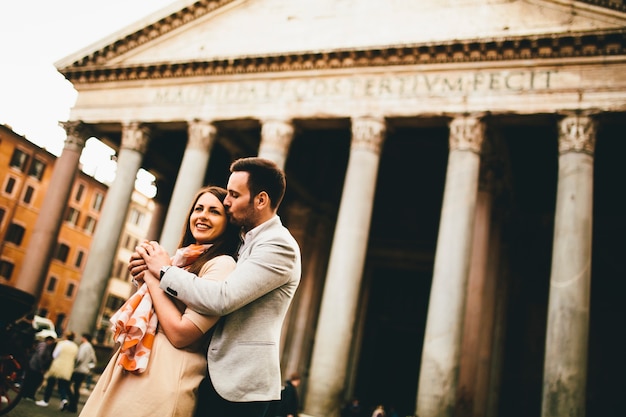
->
xmin=56 ymin=0 xmax=626 ymax=72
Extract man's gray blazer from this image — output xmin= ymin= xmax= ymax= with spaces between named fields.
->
xmin=159 ymin=216 xmax=301 ymax=402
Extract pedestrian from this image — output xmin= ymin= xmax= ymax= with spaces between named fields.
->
xmin=36 ymin=331 xmax=78 ymax=410
xmin=276 ymin=373 xmax=301 ymax=417
xmin=341 ymin=398 xmax=365 ymax=417
xmin=81 ymin=185 xmax=240 ymax=417
xmin=21 ymin=335 xmax=55 ymax=401
xmin=371 ymin=404 xmax=386 ymax=417
xmin=9 ymin=313 xmax=37 ymax=362
xmin=67 ymin=333 xmax=97 ymax=413
xmin=132 ymin=156 xmax=302 ymax=417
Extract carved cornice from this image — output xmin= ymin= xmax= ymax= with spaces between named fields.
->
xmin=578 ymin=0 xmax=626 ymax=13
xmin=59 ymin=28 xmax=626 ymax=84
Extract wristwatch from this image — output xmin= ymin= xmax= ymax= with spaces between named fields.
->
xmin=159 ymin=265 xmax=171 ymax=279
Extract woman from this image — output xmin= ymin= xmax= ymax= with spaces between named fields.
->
xmin=80 ymin=186 xmax=240 ymax=417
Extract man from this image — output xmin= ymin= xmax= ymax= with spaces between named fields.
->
xmin=276 ymin=373 xmax=301 ymax=417
xmin=67 ymin=333 xmax=97 ymax=413
xmin=131 ymin=157 xmax=301 ymax=417
xmin=21 ymin=335 xmax=55 ymax=401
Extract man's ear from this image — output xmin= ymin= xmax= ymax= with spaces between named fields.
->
xmin=255 ymin=191 xmax=270 ymax=210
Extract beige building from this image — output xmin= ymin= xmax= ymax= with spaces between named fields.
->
xmin=15 ymin=1 xmax=625 ymax=416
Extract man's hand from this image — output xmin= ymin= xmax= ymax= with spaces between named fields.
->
xmin=134 ymin=241 xmax=171 ymax=279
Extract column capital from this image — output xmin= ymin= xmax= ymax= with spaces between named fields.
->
xmin=350 ymin=116 xmax=386 ymax=155
xmin=557 ymin=114 xmax=596 ymax=156
xmin=448 ymin=116 xmax=485 ymax=153
xmin=121 ymin=122 xmax=151 ymax=153
xmin=260 ymin=119 xmax=295 ymax=155
xmin=187 ymin=119 xmax=217 ymax=151
xmin=59 ymin=120 xmax=91 ymax=152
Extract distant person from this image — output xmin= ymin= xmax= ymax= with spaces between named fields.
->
xmin=67 ymin=333 xmax=97 ymax=413
xmin=276 ymin=373 xmax=301 ymax=417
xmin=131 ymin=157 xmax=302 ymax=417
xmin=81 ymin=185 xmax=240 ymax=417
xmin=21 ymin=335 xmax=55 ymax=401
xmin=36 ymin=332 xmax=78 ymax=410
xmin=341 ymin=398 xmax=365 ymax=417
xmin=9 ymin=313 xmax=37 ymax=360
xmin=371 ymin=404 xmax=386 ymax=417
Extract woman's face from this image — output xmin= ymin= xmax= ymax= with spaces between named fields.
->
xmin=189 ymin=192 xmax=228 ymax=244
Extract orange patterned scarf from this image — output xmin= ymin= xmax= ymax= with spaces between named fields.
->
xmin=110 ymin=244 xmax=212 ymax=373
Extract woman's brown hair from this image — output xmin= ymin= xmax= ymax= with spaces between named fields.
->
xmin=177 ymin=185 xmax=240 ymax=275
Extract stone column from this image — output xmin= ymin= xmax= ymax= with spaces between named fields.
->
xmin=485 ymin=226 xmax=509 ymax=417
xmin=67 ymin=122 xmax=151 ymax=337
xmin=303 ymin=117 xmax=386 ymax=417
xmin=282 ymin=212 xmax=332 ymax=379
xmin=144 ymin=178 xmax=174 ymax=242
xmin=159 ymin=120 xmax=216 ymax=253
xmin=416 ymin=115 xmax=485 ymax=417
xmin=258 ymin=119 xmax=294 ymax=169
xmin=456 ymin=166 xmax=495 ymax=417
xmin=14 ymin=121 xmax=90 ymax=299
xmin=541 ymin=114 xmax=595 ymax=417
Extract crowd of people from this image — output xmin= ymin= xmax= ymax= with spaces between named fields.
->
xmin=18 ymin=328 xmax=97 ymax=413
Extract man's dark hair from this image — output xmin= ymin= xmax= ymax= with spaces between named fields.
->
xmin=230 ymin=157 xmax=286 ymax=210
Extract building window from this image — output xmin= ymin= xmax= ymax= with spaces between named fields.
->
xmin=0 ymin=260 xmax=15 ymax=281
xmin=104 ymin=295 xmax=125 ymax=316
xmin=92 ymin=192 xmax=104 ymax=212
xmin=113 ymin=260 xmax=127 ymax=278
xmin=83 ymin=216 xmax=97 ymax=234
xmin=5 ymin=223 xmax=25 ymax=245
xmin=123 ymin=234 xmax=139 ymax=251
xmin=4 ymin=177 xmax=17 ymax=195
xmin=28 ymin=159 xmax=46 ymax=180
xmin=9 ymin=148 xmax=29 ymax=171
xmin=22 ymin=185 xmax=35 ymax=204
xmin=75 ymin=250 xmax=85 ymax=268
xmin=54 ymin=243 xmax=70 ymax=263
xmin=65 ymin=207 xmax=80 ymax=226
xmin=129 ymin=208 xmax=145 ymax=227
xmin=65 ymin=282 xmax=76 ymax=298
xmin=0 ymin=207 xmax=5 ymax=226
xmin=46 ymin=276 xmax=58 ymax=292
xmin=74 ymin=183 xmax=85 ymax=202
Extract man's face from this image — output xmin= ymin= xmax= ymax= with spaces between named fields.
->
xmin=224 ymin=171 xmax=257 ymax=231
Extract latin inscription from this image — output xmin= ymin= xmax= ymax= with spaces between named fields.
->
xmin=154 ymin=70 xmax=557 ymax=105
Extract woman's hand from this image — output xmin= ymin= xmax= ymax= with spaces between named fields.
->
xmin=128 ymin=250 xmax=147 ymax=281
xmin=135 ymin=241 xmax=171 ymax=278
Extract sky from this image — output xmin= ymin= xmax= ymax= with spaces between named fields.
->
xmin=0 ymin=0 xmax=178 ymax=195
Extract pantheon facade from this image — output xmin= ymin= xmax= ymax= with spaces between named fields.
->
xmin=15 ymin=1 xmax=626 ymax=416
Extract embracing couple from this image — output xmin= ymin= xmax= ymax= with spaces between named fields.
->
xmin=80 ymin=157 xmax=302 ymax=417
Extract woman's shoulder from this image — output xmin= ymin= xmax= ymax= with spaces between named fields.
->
xmin=199 ymin=254 xmax=236 ymax=275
